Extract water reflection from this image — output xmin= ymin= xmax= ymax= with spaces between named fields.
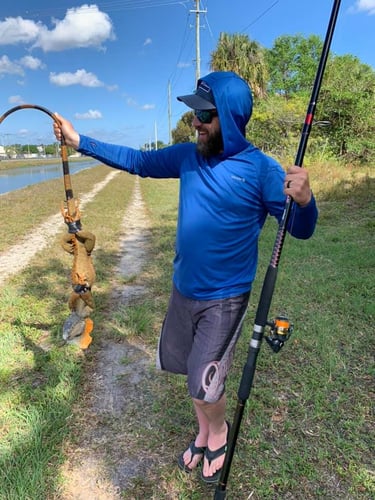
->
xmin=0 ymin=160 xmax=99 ymax=195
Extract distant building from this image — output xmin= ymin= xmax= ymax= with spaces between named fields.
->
xmin=0 ymin=145 xmax=7 ymax=158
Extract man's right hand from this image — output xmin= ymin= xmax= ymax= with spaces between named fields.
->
xmin=53 ymin=113 xmax=80 ymax=150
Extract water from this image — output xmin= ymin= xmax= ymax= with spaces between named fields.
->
xmin=0 ymin=159 xmax=99 ymax=195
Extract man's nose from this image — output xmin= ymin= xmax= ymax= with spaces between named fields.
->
xmin=192 ymin=115 xmax=201 ymax=126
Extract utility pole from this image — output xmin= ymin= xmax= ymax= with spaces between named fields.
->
xmin=190 ymin=0 xmax=206 ymax=82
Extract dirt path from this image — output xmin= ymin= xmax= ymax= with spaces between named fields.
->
xmin=58 ymin=177 xmax=156 ymax=499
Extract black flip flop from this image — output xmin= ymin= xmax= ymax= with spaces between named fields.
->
xmin=178 ymin=440 xmax=206 ymax=473
xmin=201 ymin=421 xmax=230 ymax=484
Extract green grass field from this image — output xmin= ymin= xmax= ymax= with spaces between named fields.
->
xmin=0 ymin=161 xmax=373 ymax=499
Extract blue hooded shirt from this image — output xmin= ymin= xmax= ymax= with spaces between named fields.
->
xmin=77 ymin=71 xmax=318 ymax=300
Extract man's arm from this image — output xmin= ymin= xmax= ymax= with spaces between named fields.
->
xmin=53 ymin=112 xmax=188 ymax=179
xmin=287 ymin=196 xmax=318 ymax=240
xmin=282 ymin=165 xmax=318 ymax=240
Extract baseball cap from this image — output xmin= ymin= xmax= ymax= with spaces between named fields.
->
xmin=177 ymin=79 xmax=216 ymax=110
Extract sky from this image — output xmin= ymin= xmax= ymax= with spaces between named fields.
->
xmin=0 ymin=0 xmax=374 ymax=149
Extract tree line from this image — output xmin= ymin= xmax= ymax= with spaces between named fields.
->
xmin=172 ymin=33 xmax=375 ymax=165
xmin=0 ymin=143 xmax=59 ymax=158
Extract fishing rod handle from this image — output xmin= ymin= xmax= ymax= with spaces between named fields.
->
xmin=0 ymin=103 xmax=73 ymax=201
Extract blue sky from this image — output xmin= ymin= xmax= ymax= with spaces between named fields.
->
xmin=0 ymin=0 xmax=374 ymax=149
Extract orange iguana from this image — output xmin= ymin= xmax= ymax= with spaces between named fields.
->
xmin=61 ymin=228 xmax=96 ymax=349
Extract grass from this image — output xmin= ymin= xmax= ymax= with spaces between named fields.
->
xmin=0 ymin=156 xmax=88 ymax=171
xmin=0 ymin=160 xmax=374 ymax=499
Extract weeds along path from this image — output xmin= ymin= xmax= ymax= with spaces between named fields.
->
xmin=0 ymin=171 xmax=120 ymax=287
xmin=59 ymin=177 xmax=156 ymax=499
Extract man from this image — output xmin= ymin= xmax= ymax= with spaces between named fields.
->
xmin=53 ymin=71 xmax=318 ymax=483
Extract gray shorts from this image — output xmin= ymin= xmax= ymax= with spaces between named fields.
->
xmin=156 ymin=285 xmax=250 ymax=402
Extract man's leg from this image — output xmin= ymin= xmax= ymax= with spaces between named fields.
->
xmin=181 ymin=292 xmax=249 ymax=475
xmin=180 ymin=399 xmax=210 ymax=469
xmin=159 ymin=287 xmax=249 ymax=475
xmin=181 ymin=394 xmax=227 ymax=473
xmin=193 ymin=395 xmax=228 ymax=478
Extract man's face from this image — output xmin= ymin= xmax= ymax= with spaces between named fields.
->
xmin=193 ymin=110 xmax=223 ymax=158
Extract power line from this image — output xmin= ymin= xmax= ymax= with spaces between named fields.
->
xmin=7 ymin=1 xmax=191 ymax=19
xmin=240 ymin=0 xmax=280 ymax=33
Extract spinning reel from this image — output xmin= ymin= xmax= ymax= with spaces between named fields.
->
xmin=265 ymin=315 xmax=294 ymax=353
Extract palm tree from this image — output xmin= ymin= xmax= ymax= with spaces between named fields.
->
xmin=210 ymin=33 xmax=268 ymax=98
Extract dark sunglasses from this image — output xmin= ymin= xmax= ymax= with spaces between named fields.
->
xmin=194 ymin=109 xmax=218 ymax=124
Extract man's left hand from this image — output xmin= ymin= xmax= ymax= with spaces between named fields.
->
xmin=284 ymin=166 xmax=312 ymax=207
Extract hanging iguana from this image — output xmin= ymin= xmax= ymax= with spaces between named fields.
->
xmin=61 ymin=201 xmax=96 ymax=349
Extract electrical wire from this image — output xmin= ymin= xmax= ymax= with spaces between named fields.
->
xmin=6 ymin=1 xmax=191 ymax=19
xmin=239 ymin=0 xmax=281 ymax=33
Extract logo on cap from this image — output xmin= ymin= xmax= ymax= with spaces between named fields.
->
xmin=198 ymin=81 xmax=212 ymax=95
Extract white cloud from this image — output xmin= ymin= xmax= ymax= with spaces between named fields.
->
xmin=352 ymin=0 xmax=375 ymax=14
xmin=143 ymin=38 xmax=152 ymax=46
xmin=106 ymin=84 xmax=119 ymax=92
xmin=0 ymin=55 xmax=44 ymax=78
xmin=34 ymin=5 xmax=115 ymax=52
xmin=0 ymin=17 xmax=40 ymax=45
xmin=19 ymin=55 xmax=45 ymax=70
xmin=49 ymin=69 xmax=104 ymax=87
xmin=8 ymin=95 xmax=24 ymax=104
xmin=124 ymin=95 xmax=154 ymax=110
xmin=177 ymin=61 xmax=191 ymax=68
xmin=0 ymin=5 xmax=115 ymax=52
xmin=0 ymin=55 xmax=24 ymax=76
xmin=75 ymin=109 xmax=102 ymax=119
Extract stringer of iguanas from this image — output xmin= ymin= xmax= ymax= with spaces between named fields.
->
xmin=0 ymin=103 xmax=97 ymax=350
xmin=61 ymin=199 xmax=96 ymax=349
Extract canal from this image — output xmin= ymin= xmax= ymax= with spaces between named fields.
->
xmin=0 ymin=159 xmax=99 ymax=195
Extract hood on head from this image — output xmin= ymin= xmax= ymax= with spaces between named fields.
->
xmin=178 ymin=71 xmax=253 ymax=157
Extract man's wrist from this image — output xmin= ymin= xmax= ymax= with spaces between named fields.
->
xmin=297 ymin=191 xmax=312 ymax=207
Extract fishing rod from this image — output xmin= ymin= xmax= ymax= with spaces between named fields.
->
xmin=0 ymin=104 xmax=96 ymax=349
xmin=0 ymin=104 xmax=78 ymax=224
xmin=214 ymin=0 xmax=342 ymax=497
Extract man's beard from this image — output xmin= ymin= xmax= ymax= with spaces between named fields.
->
xmin=196 ymin=129 xmax=224 ymax=158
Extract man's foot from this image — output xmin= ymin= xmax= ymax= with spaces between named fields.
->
xmin=178 ymin=440 xmax=206 ymax=473
xmin=201 ymin=421 xmax=230 ymax=484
